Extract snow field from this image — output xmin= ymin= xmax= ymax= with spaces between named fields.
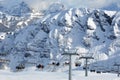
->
xmin=0 ymin=69 xmax=119 ymax=80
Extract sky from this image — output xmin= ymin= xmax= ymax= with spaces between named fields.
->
xmin=0 ymin=0 xmax=120 ymax=11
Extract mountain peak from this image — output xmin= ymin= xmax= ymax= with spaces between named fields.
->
xmin=9 ymin=1 xmax=32 ymax=16
xmin=47 ymin=2 xmax=65 ymax=13
xmin=19 ymin=1 xmax=27 ymax=7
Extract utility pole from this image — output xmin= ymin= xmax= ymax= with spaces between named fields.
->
xmin=62 ymin=50 xmax=78 ymax=80
xmin=79 ymin=56 xmax=94 ymax=77
xmin=114 ymin=63 xmax=120 ymax=77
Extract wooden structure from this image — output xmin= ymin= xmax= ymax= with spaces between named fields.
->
xmin=0 ymin=59 xmax=10 ymax=63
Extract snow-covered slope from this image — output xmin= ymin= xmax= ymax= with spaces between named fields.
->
xmin=0 ymin=2 xmax=120 ymax=72
xmin=0 ymin=70 xmax=119 ymax=80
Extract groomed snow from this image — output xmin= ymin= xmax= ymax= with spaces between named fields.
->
xmin=0 ymin=69 xmax=119 ymax=80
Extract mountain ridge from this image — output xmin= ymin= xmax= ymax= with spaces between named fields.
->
xmin=0 ymin=2 xmax=120 ymax=72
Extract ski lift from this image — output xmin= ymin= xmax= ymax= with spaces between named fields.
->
xmin=16 ymin=64 xmax=25 ymax=71
xmin=74 ymin=58 xmax=81 ymax=67
xmin=63 ymin=61 xmax=70 ymax=66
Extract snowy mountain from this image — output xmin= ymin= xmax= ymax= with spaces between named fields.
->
xmin=9 ymin=1 xmax=32 ymax=16
xmin=0 ymin=2 xmax=120 ymax=72
xmin=0 ymin=1 xmax=32 ymax=16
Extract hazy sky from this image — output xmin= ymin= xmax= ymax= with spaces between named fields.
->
xmin=0 ymin=0 xmax=120 ymax=10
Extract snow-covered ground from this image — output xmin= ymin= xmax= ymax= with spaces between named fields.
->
xmin=0 ymin=68 xmax=119 ymax=80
